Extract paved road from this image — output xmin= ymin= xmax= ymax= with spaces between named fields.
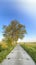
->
xmin=0 ymin=44 xmax=35 ymax=65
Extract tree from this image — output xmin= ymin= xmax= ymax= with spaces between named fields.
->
xmin=3 ymin=20 xmax=27 ymax=44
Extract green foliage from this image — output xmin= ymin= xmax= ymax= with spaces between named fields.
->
xmin=0 ymin=44 xmax=16 ymax=63
xmin=21 ymin=42 xmax=36 ymax=63
xmin=0 ymin=45 xmax=2 ymax=52
xmin=0 ymin=44 xmax=5 ymax=52
xmin=3 ymin=20 xmax=27 ymax=42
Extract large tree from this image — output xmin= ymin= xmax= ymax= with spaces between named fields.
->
xmin=3 ymin=20 xmax=27 ymax=44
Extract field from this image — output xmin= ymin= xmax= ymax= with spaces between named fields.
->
xmin=0 ymin=41 xmax=16 ymax=63
xmin=20 ymin=42 xmax=36 ymax=63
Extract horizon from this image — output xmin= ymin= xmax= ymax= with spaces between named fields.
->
xmin=0 ymin=0 xmax=36 ymax=42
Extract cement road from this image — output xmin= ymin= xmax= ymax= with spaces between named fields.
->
xmin=0 ymin=44 xmax=35 ymax=65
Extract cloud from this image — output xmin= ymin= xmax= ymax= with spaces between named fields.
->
xmin=17 ymin=37 xmax=36 ymax=42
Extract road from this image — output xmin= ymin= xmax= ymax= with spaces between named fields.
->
xmin=0 ymin=44 xmax=35 ymax=65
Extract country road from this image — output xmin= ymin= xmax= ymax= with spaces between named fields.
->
xmin=0 ymin=44 xmax=35 ymax=65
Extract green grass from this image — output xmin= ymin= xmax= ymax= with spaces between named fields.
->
xmin=20 ymin=42 xmax=36 ymax=63
xmin=0 ymin=45 xmax=15 ymax=63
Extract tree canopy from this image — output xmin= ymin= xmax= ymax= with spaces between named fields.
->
xmin=3 ymin=20 xmax=27 ymax=42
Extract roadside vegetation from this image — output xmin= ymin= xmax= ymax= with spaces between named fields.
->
xmin=0 ymin=41 xmax=16 ymax=63
xmin=20 ymin=42 xmax=36 ymax=63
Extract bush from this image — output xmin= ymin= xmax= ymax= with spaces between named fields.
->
xmin=0 ymin=42 xmax=8 ymax=52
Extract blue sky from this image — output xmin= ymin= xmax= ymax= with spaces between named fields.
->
xmin=0 ymin=0 xmax=36 ymax=42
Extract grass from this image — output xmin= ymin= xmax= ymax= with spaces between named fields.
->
xmin=0 ymin=44 xmax=16 ymax=63
xmin=20 ymin=42 xmax=36 ymax=63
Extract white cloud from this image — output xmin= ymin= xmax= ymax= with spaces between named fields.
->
xmin=17 ymin=37 xmax=36 ymax=42
xmin=0 ymin=36 xmax=3 ymax=41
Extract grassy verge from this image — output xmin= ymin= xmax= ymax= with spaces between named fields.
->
xmin=20 ymin=42 xmax=36 ymax=63
xmin=0 ymin=45 xmax=16 ymax=63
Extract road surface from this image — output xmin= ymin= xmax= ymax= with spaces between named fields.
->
xmin=0 ymin=44 xmax=35 ymax=65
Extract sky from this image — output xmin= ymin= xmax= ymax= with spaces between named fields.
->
xmin=0 ymin=0 xmax=36 ymax=42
